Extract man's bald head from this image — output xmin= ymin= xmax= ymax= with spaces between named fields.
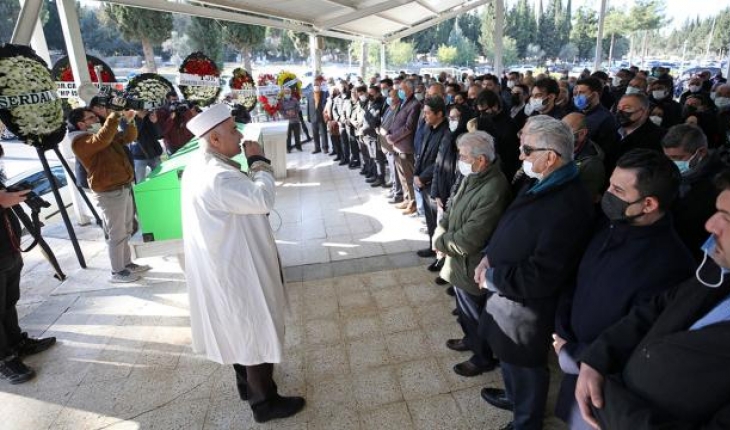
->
xmin=562 ymin=112 xmax=587 ymax=133
xmin=717 ymin=84 xmax=730 ymax=98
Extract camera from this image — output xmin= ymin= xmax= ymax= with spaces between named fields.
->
xmin=5 ymin=184 xmax=50 ymax=213
xmin=95 ymin=88 xmax=158 ymax=111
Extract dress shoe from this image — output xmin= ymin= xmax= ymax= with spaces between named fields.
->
xmin=382 ymin=182 xmax=392 ymax=188
xmin=359 ymin=168 xmax=369 ymax=175
xmin=328 ymin=151 xmax=337 ymax=156
xmin=445 ymin=338 xmax=470 ymax=352
xmin=402 ymin=205 xmax=417 ymax=215
xmin=252 ymin=395 xmax=306 ymax=423
xmin=417 ymin=248 xmax=436 ymax=258
xmin=295 ymin=146 xmax=303 ymax=152
xmin=13 ymin=333 xmax=56 ymax=357
xmin=434 ymin=276 xmax=449 ymax=286
xmin=481 ymin=387 xmax=514 ymax=411
xmin=453 ymin=360 xmax=496 ymax=377
xmin=445 ymin=285 xmax=455 ymax=295
xmin=366 ymin=177 xmax=378 ymax=183
xmin=349 ymin=162 xmax=361 ymax=169
xmin=370 ymin=178 xmax=385 ymax=187
xmin=394 ymin=201 xmax=409 ymax=209
xmin=0 ymin=356 xmax=35 ymax=385
xmin=333 ymin=156 xmax=341 ymax=161
xmin=338 ymin=160 xmax=349 ymax=166
xmin=451 ymin=308 xmax=459 ymax=316
xmin=301 ymin=137 xmax=312 ymax=144
xmin=427 ymin=258 xmax=443 ymax=272
xmin=500 ymin=422 xmax=514 ymax=430
xmin=388 ymin=197 xmax=404 ymax=204
xmin=311 ymin=149 xmax=322 ymax=154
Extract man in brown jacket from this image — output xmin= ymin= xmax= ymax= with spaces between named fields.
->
xmin=69 ymin=107 xmax=151 ymax=283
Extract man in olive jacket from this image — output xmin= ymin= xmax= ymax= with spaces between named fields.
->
xmin=433 ymin=131 xmax=512 ymax=377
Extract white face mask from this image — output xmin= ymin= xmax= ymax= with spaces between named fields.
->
xmin=522 ymin=158 xmax=543 ymax=180
xmin=414 ymin=93 xmax=425 ymax=101
xmin=457 ymin=160 xmax=474 ymax=176
xmin=507 ymin=80 xmax=515 ymax=89
xmin=689 ymin=85 xmax=701 ymax=93
xmin=449 ymin=120 xmax=459 ymax=132
xmin=359 ymin=95 xmax=367 ymax=102
xmin=649 ymin=115 xmax=663 ymax=126
xmin=612 ymin=76 xmax=623 ymax=87
xmin=524 ymin=102 xmax=535 ymax=116
xmin=529 ymin=97 xmax=545 ymax=112
xmin=710 ymin=92 xmax=717 ymax=100
xmin=87 ymin=123 xmax=102 ymax=134
xmin=696 ymin=235 xmax=730 ymax=287
xmin=625 ymin=86 xmax=641 ymax=95
xmin=652 ymin=90 xmax=668 ymax=100
xmin=715 ymin=96 xmax=730 ymax=108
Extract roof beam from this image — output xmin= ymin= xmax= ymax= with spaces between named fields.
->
xmin=413 ymin=0 xmax=439 ymax=14
xmin=188 ymin=0 xmax=311 ymax=24
xmin=384 ymin=0 xmax=490 ymax=42
xmin=318 ymin=0 xmax=358 ymax=10
xmin=317 ymin=0 xmax=411 ymax=30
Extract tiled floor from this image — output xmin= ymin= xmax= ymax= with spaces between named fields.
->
xmin=3 ymin=149 xmax=566 ymax=429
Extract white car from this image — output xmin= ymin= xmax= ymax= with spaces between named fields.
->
xmin=6 ymin=164 xmax=73 ymax=229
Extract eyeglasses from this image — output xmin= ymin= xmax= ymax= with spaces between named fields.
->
xmin=520 ymin=145 xmax=562 ymax=157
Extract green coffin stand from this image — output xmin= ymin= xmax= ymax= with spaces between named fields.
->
xmin=133 ymin=124 xmax=250 ymax=242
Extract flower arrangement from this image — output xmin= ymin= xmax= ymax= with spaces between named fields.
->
xmin=277 ymin=70 xmax=301 ymax=99
xmin=229 ymin=68 xmax=257 ymax=112
xmin=257 ymin=73 xmax=276 ymax=86
xmin=0 ymin=44 xmax=66 ymax=151
xmin=256 ymin=73 xmax=280 ymax=117
xmin=178 ymin=52 xmax=221 ymax=106
xmin=126 ymin=73 xmax=175 ymax=109
xmin=51 ymin=55 xmax=116 ymax=83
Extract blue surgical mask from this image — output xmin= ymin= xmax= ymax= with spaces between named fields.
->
xmin=574 ymin=94 xmax=589 ymax=110
xmin=398 ymin=89 xmax=406 ymax=101
xmin=386 ymin=97 xmax=392 ymax=106
xmin=284 ymin=94 xmax=291 ymax=100
xmin=446 ymin=94 xmax=454 ymax=104
xmin=673 ymin=151 xmax=699 ymax=175
xmin=697 ymin=235 xmax=730 ymax=287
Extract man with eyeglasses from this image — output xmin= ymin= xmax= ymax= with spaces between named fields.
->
xmin=474 ymin=115 xmax=594 ymax=430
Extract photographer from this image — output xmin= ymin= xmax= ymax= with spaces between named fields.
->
xmin=0 ymin=176 xmax=56 ymax=384
xmin=127 ymin=110 xmax=163 ymax=182
xmin=158 ymin=92 xmax=198 ymax=156
xmin=68 ymin=107 xmax=151 ymax=284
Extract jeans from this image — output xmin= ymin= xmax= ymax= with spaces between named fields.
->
xmin=92 ymin=185 xmax=134 ymax=273
xmin=134 ymin=157 xmax=161 ymax=183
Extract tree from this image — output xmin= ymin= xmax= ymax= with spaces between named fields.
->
xmin=603 ymin=8 xmax=628 ymax=65
xmin=570 ymin=6 xmax=598 ymax=60
xmin=437 ymin=45 xmax=458 ymax=65
xmin=220 ymin=22 xmax=265 ymax=71
xmin=506 ymin=0 xmax=538 ymax=58
xmin=479 ymin=2 xmax=497 ymax=58
xmin=626 ymin=0 xmax=669 ymax=63
xmin=387 ymin=41 xmax=414 ymax=67
xmin=0 ymin=0 xmax=21 ymax=44
xmin=104 ymin=5 xmax=172 ymax=72
xmin=187 ymin=16 xmax=224 ymax=69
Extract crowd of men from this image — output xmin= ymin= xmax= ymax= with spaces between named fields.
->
xmin=294 ymin=67 xmax=730 ymax=429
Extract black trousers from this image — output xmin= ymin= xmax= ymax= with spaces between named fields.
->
xmin=338 ymin=123 xmax=350 ymax=161
xmin=0 ymin=254 xmax=23 ymax=358
xmin=311 ymin=120 xmax=328 ymax=151
xmin=420 ymin=187 xmax=437 ymax=241
xmin=348 ymin=127 xmax=360 ymax=163
xmin=453 ymin=287 xmax=496 ymax=369
xmin=297 ymin=111 xmax=310 ymax=139
xmin=286 ymin=123 xmax=302 ymax=150
xmin=233 ymin=362 xmax=278 ymax=406
xmin=501 ymin=361 xmax=550 ymax=430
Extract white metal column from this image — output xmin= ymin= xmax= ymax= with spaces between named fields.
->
xmin=380 ymin=42 xmax=386 ymax=77
xmin=493 ymin=0 xmax=504 ymax=76
xmin=56 ymin=0 xmax=92 ymax=103
xmin=594 ymin=0 xmax=607 ymax=71
xmin=359 ymin=41 xmax=367 ymax=78
xmin=13 ymin=0 xmax=51 ymax=65
xmin=10 ymin=0 xmax=42 ymax=45
xmin=309 ymin=33 xmax=322 ymax=77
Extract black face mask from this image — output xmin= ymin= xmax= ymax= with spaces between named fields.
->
xmin=616 ymin=110 xmax=637 ymax=127
xmin=601 ymin=192 xmax=644 ymax=223
xmin=510 ymin=93 xmax=522 ymax=106
xmin=683 ymin=105 xmax=699 ymax=118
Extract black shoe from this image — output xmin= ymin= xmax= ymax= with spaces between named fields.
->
xmin=445 ymin=338 xmax=470 ymax=352
xmin=366 ymin=177 xmax=378 ymax=183
xmin=359 ymin=168 xmax=369 ymax=175
xmin=13 ymin=333 xmax=56 ymax=357
xmin=252 ymin=395 xmax=306 ymax=423
xmin=388 ymin=197 xmax=404 ymax=204
xmin=500 ymin=422 xmax=515 ymax=430
xmin=370 ymin=178 xmax=385 ymax=187
xmin=453 ymin=360 xmax=496 ymax=377
xmin=302 ymin=138 xmax=312 ymax=144
xmin=451 ymin=308 xmax=459 ymax=316
xmin=481 ymin=387 xmax=514 ymax=411
xmin=417 ymin=249 xmax=436 ymax=258
xmin=427 ymin=258 xmax=443 ymax=272
xmin=382 ymin=182 xmax=392 ymax=188
xmin=333 ymin=157 xmax=342 ymax=161
xmin=328 ymin=151 xmax=337 ymax=156
xmin=312 ymin=149 xmax=322 ymax=154
xmin=287 ymin=148 xmax=292 ymax=153
xmin=0 ymin=356 xmax=35 ymax=385
xmin=445 ymin=284 xmax=455 ymax=294
xmin=338 ymin=160 xmax=349 ymax=166
xmin=296 ymin=146 xmax=303 ymax=152
xmin=349 ymin=162 xmax=361 ymax=169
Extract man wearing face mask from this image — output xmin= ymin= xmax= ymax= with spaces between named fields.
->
xmin=573 ymin=78 xmax=619 ymax=158
xmin=662 ymin=124 xmax=725 ymax=260
xmin=379 ymin=88 xmax=404 ymax=203
xmin=589 ymin=71 xmax=616 ymax=110
xmin=433 ymin=131 xmax=511 ymax=378
xmin=475 ymin=116 xmax=594 ymax=430
xmin=713 ymin=84 xmax=730 ymax=147
xmin=562 ymin=113 xmax=606 ymax=203
xmin=475 ymin=91 xmax=520 ymax=181
xmin=680 ymin=76 xmax=711 ymax=106
xmin=510 ymin=84 xmax=529 ymax=130
xmin=526 ymin=78 xmax=565 ymax=120
xmin=306 ymin=76 xmax=329 ymax=154
xmin=552 ymin=149 xmax=694 ymax=430
xmin=648 ymin=78 xmax=682 ymax=128
xmin=332 ymin=80 xmax=352 ymax=165
xmin=69 ymin=107 xmax=150 ymax=283
xmin=609 ymin=69 xmax=634 ymax=105
xmin=607 ymin=93 xmax=666 ymax=173
xmin=575 ymin=168 xmax=730 ymax=430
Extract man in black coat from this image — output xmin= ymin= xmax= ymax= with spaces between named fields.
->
xmin=475 ymin=115 xmax=594 ymax=430
xmin=662 ymin=124 xmax=727 ymax=261
xmin=553 ymin=149 xmax=695 ymax=430
xmin=574 ymin=78 xmax=619 ymax=159
xmin=576 ymin=169 xmax=730 ymax=430
xmin=306 ymin=76 xmax=329 ymax=154
xmin=649 ymin=78 xmax=683 ymax=129
xmin=606 ymin=93 xmax=666 ymax=173
xmin=414 ymin=96 xmax=451 ymax=257
xmin=475 ymin=90 xmax=520 ymax=181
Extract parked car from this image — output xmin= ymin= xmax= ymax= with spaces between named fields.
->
xmin=6 ymin=164 xmax=73 ymax=229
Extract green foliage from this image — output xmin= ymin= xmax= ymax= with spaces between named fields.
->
xmin=187 ymin=17 xmax=224 ymax=69
xmin=0 ymin=0 xmax=20 ymax=44
xmin=437 ymin=45 xmax=458 ymax=65
xmin=569 ymin=6 xmax=598 ymax=59
xmin=387 ymin=40 xmax=414 ymax=67
xmin=479 ymin=2 xmax=497 ymax=57
xmin=220 ymin=21 xmax=265 ymax=70
xmin=105 ymin=4 xmax=172 ymax=45
xmin=446 ymin=23 xmax=477 ymax=66
xmin=506 ymin=0 xmax=538 ymax=58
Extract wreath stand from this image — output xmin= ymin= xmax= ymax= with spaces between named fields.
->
xmin=32 ymin=140 xmax=103 ymax=269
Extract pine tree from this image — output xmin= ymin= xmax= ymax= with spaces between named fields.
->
xmin=221 ymin=22 xmax=265 ymax=71
xmin=105 ymin=5 xmax=172 ymax=73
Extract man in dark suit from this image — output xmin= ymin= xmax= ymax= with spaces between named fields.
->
xmin=476 ymin=115 xmax=594 ymax=430
xmin=605 ymin=93 xmax=666 ymax=173
xmin=576 ymin=168 xmax=730 ymax=430
xmin=306 ymin=76 xmax=329 ymax=154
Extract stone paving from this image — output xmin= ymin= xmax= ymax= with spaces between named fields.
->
xmin=2 ymin=149 xmax=567 ymax=429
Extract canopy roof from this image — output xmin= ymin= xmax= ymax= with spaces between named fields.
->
xmin=99 ymin=0 xmax=491 ymax=42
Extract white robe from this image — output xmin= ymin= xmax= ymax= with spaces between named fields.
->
xmin=181 ymin=151 xmax=286 ymax=365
